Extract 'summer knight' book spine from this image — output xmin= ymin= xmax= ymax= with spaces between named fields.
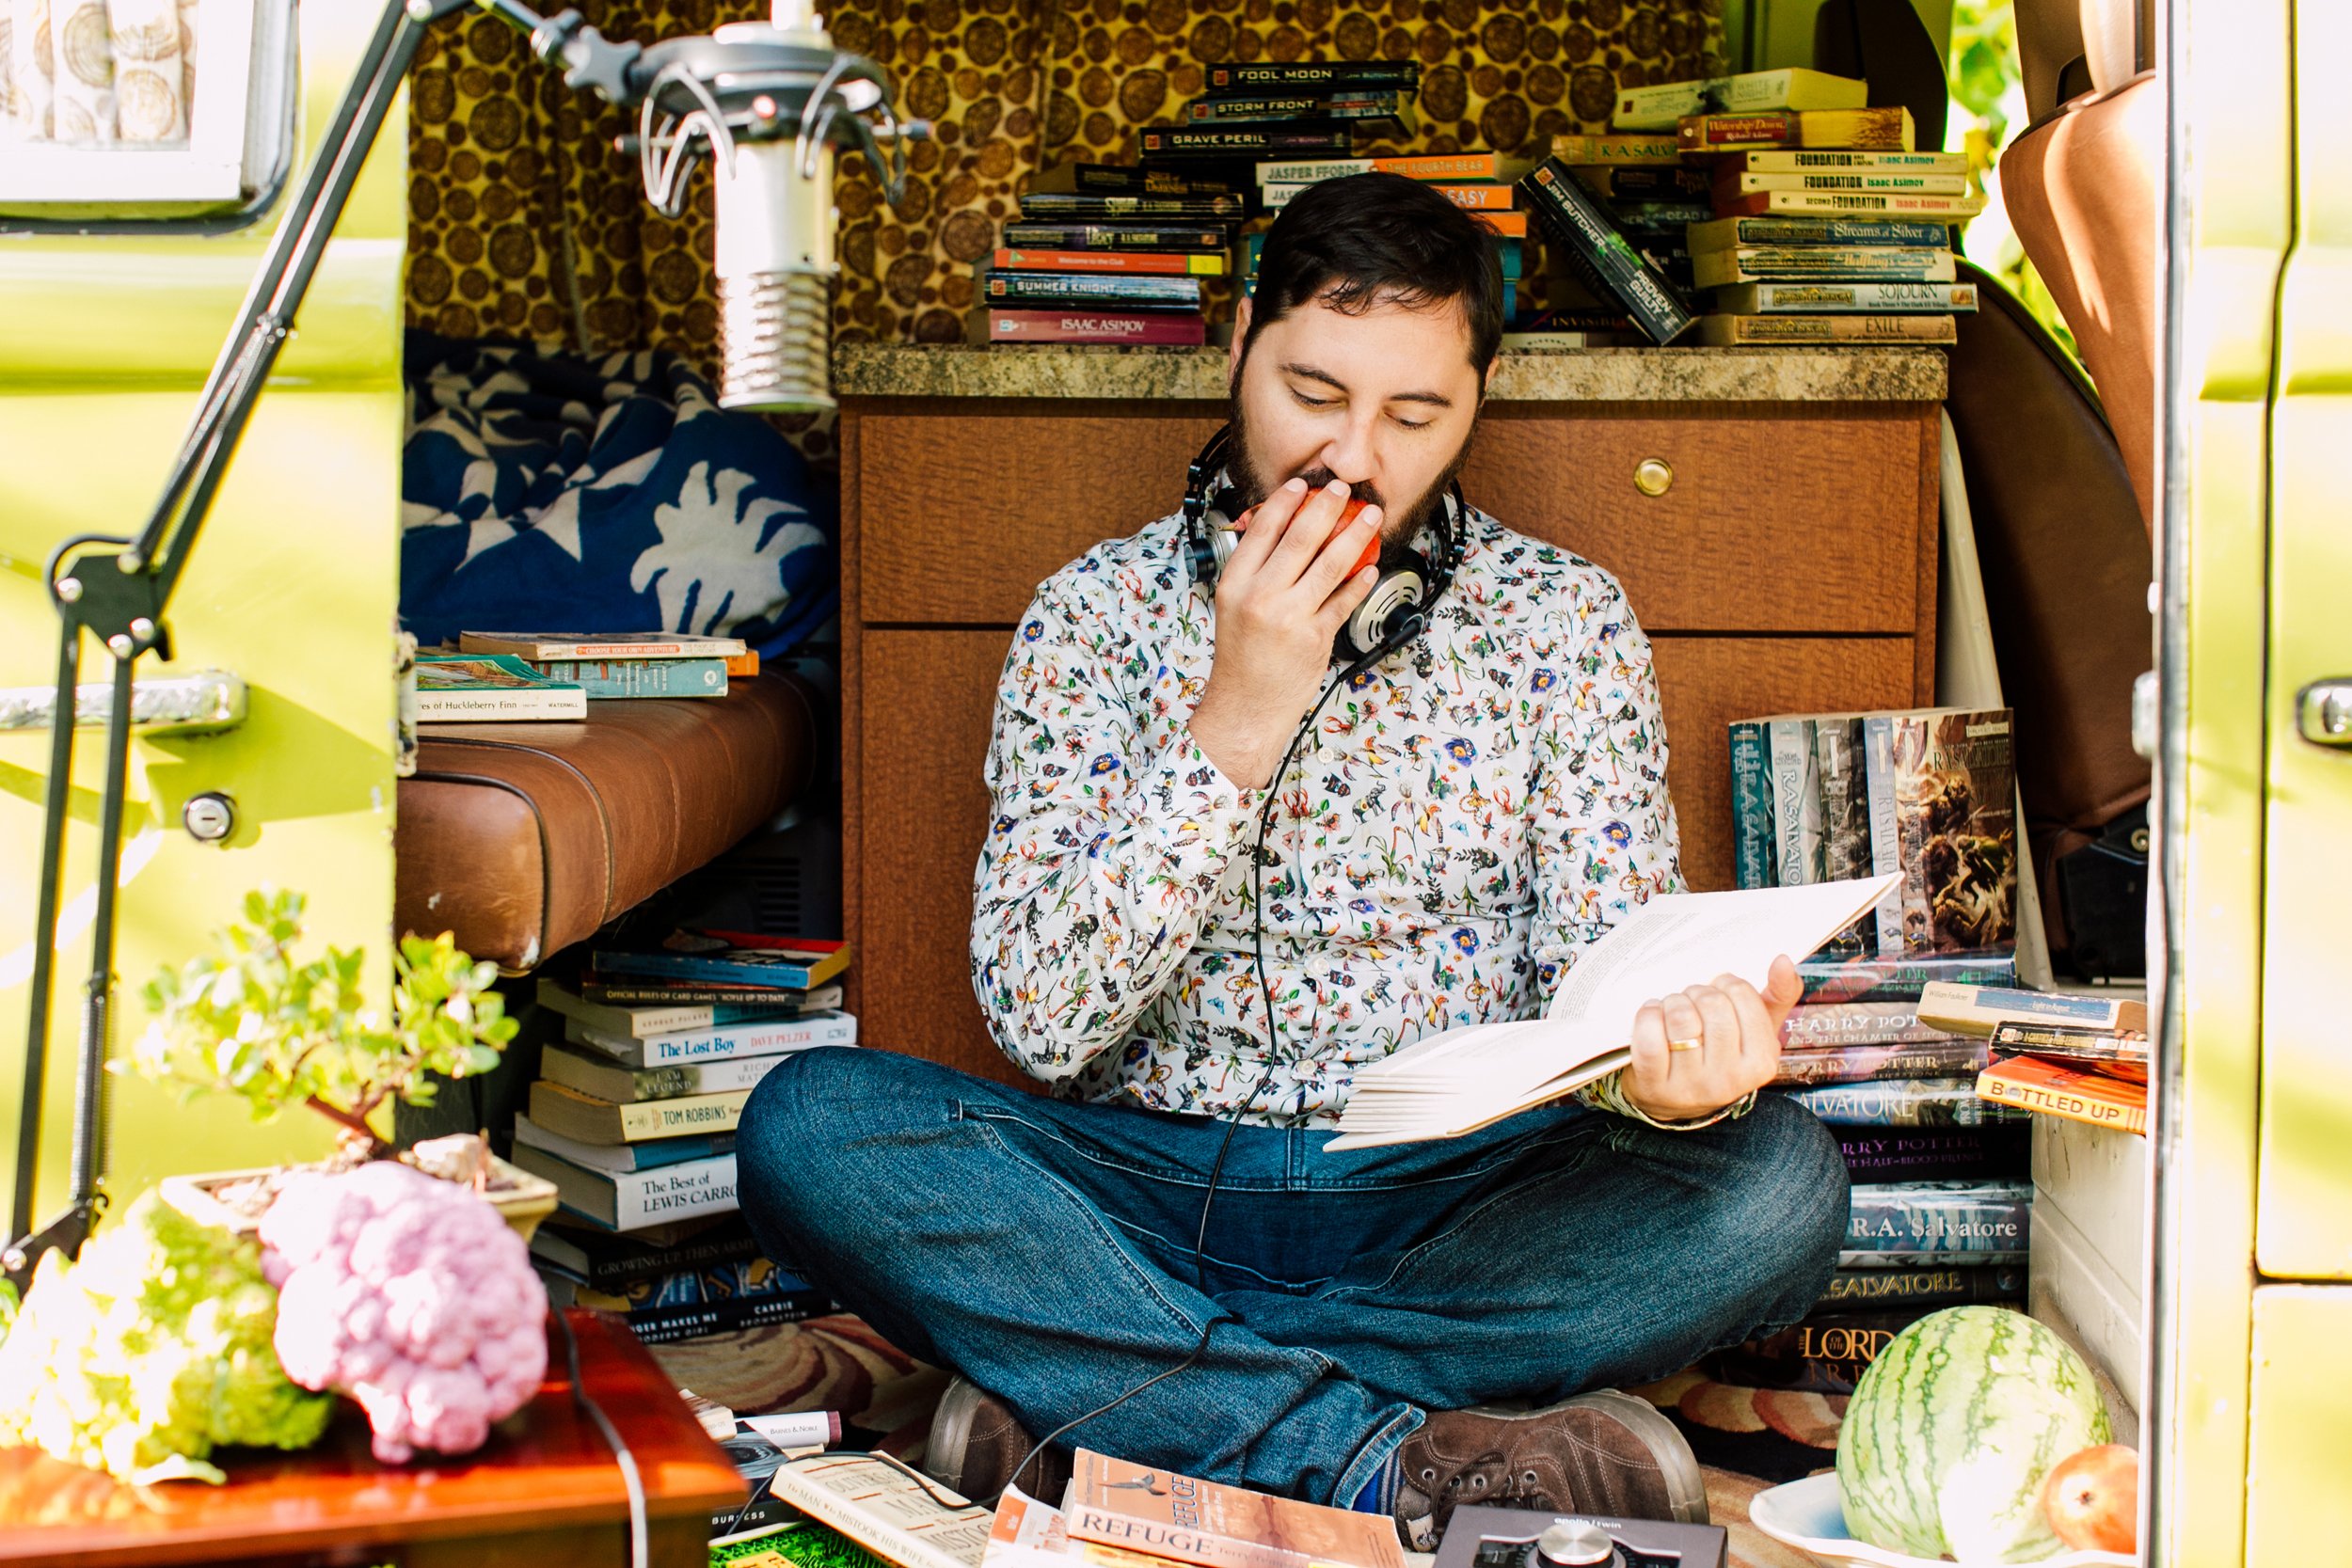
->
xmin=1517 ymin=160 xmax=1693 ymax=344
xmin=1836 ymin=1123 xmax=2031 ymax=1182
xmin=1863 ymin=713 xmax=1907 ymax=955
xmin=1727 ymin=719 xmax=1778 ymax=890
xmin=1782 ymin=1001 xmax=1973 ymax=1050
xmin=1766 ymin=717 xmax=1821 ymax=886
xmin=999 ymin=223 xmax=1230 ymax=250
xmin=1814 ymin=1261 xmax=2026 ymax=1311
xmin=569 ymin=1009 xmax=860 ymax=1066
xmin=1688 ymin=214 xmax=1954 ymax=249
xmin=1204 ymin=60 xmax=1421 ymax=93
xmin=1796 ymin=950 xmax=2020 ymax=1004
xmin=1768 ymin=1038 xmax=1990 ymax=1087
xmin=1775 ymin=1074 xmax=2026 ymax=1126
xmin=1705 ymin=1309 xmax=1949 ymax=1394
xmin=979 ymin=272 xmax=1201 ymax=309
xmin=1845 ymin=1180 xmax=2031 ymax=1258
xmin=526 ymin=657 xmax=727 ymax=698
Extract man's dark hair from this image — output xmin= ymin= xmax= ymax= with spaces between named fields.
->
xmin=1241 ymin=171 xmax=1506 ymax=380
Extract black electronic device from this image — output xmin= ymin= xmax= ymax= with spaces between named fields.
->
xmin=1179 ymin=422 xmax=1465 ymax=666
xmin=1435 ymin=1504 xmax=1729 ymax=1568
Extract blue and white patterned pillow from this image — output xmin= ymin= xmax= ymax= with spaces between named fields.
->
xmin=399 ymin=332 xmax=837 ymax=656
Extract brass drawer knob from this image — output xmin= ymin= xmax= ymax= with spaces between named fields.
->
xmin=1633 ymin=457 xmax=1674 ymax=497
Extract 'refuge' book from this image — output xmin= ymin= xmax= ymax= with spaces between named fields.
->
xmin=1065 ymin=1449 xmax=1404 ymax=1568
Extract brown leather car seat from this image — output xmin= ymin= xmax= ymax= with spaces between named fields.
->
xmin=1945 ymin=260 xmax=2153 ymax=977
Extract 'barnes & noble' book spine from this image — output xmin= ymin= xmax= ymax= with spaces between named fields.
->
xmin=1814 ymin=1262 xmax=2026 ymax=1311
xmin=1727 ymin=719 xmax=1778 ymax=890
xmin=1776 ymin=1074 xmax=2026 ymax=1125
xmin=1518 ymin=160 xmax=1694 ymax=344
xmin=1769 ymin=1038 xmax=1989 ymax=1087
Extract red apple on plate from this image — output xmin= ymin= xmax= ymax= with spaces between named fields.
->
xmin=2042 ymin=1443 xmax=2138 ymax=1554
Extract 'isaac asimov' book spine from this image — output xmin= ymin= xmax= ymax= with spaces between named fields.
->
xmin=1727 ymin=719 xmax=1778 ymax=890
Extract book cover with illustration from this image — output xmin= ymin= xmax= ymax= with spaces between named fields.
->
xmin=413 ymin=653 xmax=586 ymax=721
xmin=1875 ymin=708 xmax=2018 ymax=955
xmin=1065 ymin=1449 xmax=1404 ymax=1568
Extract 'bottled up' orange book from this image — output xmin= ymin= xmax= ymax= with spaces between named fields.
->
xmin=1974 ymin=1053 xmax=2148 ymax=1136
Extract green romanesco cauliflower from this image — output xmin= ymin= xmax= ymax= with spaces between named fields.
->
xmin=0 ymin=1190 xmax=331 ymax=1482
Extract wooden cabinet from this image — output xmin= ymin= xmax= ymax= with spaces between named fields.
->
xmin=841 ymin=382 xmax=1940 ymax=1084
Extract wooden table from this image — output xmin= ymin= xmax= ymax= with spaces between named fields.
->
xmin=0 ymin=1308 xmax=745 ymax=1567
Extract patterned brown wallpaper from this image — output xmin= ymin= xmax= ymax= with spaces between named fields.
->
xmin=405 ymin=0 xmax=1725 ymax=464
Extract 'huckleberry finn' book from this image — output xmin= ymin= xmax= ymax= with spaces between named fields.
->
xmin=1329 ymin=876 xmax=1899 ymax=1149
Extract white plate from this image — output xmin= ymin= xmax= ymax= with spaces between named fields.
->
xmin=1747 ymin=1473 xmax=2137 ymax=1568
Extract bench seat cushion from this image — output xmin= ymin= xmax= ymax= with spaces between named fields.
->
xmin=394 ymin=674 xmax=816 ymax=970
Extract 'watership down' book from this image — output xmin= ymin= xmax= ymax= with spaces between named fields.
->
xmin=1328 ymin=875 xmax=1899 ymax=1148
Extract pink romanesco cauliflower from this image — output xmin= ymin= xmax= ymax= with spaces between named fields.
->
xmin=260 ymin=1161 xmax=547 ymax=1463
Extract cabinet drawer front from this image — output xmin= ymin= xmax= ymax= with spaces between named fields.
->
xmin=1462 ymin=406 xmax=1933 ymax=634
xmin=1651 ymin=636 xmax=1917 ymax=891
xmin=856 ymin=407 xmax=1222 ymax=625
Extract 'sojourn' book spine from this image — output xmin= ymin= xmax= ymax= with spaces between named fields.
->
xmin=1775 ymin=1074 xmax=2026 ymax=1126
xmin=1814 ymin=1261 xmax=2026 ymax=1311
xmin=1769 ymin=1038 xmax=1990 ymax=1086
xmin=1766 ymin=716 xmax=1821 ymax=887
xmin=1844 ymin=1180 xmax=2031 ymax=1259
xmin=1727 ymin=719 xmax=1778 ymax=890
xmin=1517 ymin=159 xmax=1694 ymax=344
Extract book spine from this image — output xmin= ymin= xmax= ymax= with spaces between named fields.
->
xmin=624 ymin=1288 xmax=838 ymax=1345
xmin=1428 ymin=182 xmax=1516 ymax=210
xmin=1254 ymin=157 xmax=1375 ymax=184
xmin=1776 ymin=1075 xmax=2026 ymax=1125
xmin=1546 ymin=133 xmax=1684 ymax=165
xmin=1000 ymin=224 xmax=1231 ymax=250
xmin=1715 ymin=189 xmax=1986 ymax=218
xmin=634 ymin=1013 xmax=858 ymax=1065
xmin=1726 ymin=719 xmax=1778 ymax=890
xmin=1613 ymin=80 xmax=1707 ymax=131
xmin=1814 ymin=1262 xmax=2027 ymax=1310
xmin=1717 ymin=280 xmax=1979 ymax=314
xmin=1795 ymin=951 xmax=2021 ymax=1003
xmin=982 ymin=310 xmax=1209 ymax=345
xmin=1570 ymin=165 xmax=1712 ymax=198
xmin=1469 ymin=211 xmax=1529 ymax=238
xmin=1782 ymin=1002 xmax=1970 ymax=1049
xmin=1705 ymin=1310 xmax=1945 ymax=1394
xmin=1733 ymin=150 xmax=1970 ymax=172
xmin=1813 ymin=715 xmax=1873 ymax=954
xmin=1974 ymin=1063 xmax=2149 ymax=1133
xmin=611 ymin=1157 xmax=740 ymax=1229
xmin=1717 ymin=170 xmax=1972 ymax=195
xmin=1187 ymin=93 xmax=1404 ymax=120
xmin=578 ymin=1051 xmax=789 ymax=1102
xmin=572 ymin=1234 xmax=764 ymax=1291
xmin=1698 ymin=314 xmax=1959 ymax=346
xmin=594 ymin=951 xmax=836 ymax=989
xmin=991 ymin=248 xmax=1223 ymax=276
xmin=1689 ymin=215 xmax=1955 ymax=249
xmin=1677 ymin=107 xmax=1914 ymax=151
xmin=1766 ymin=717 xmax=1820 ymax=886
xmin=1846 ymin=1180 xmax=2032 ymax=1257
xmin=1517 ymin=161 xmax=1693 ymax=344
xmin=1692 ymin=247 xmax=1960 ymax=289
xmin=414 ymin=688 xmax=584 ymax=721
xmin=980 ymin=272 xmax=1200 ymax=308
xmin=1769 ymin=1038 xmax=1991 ymax=1086
xmin=1063 ymin=1507 xmax=1300 ymax=1568
xmin=1139 ymin=127 xmax=1352 ymax=157
xmin=529 ymin=657 xmax=728 ymax=699
xmin=582 ymin=982 xmax=839 ymax=1008
xmin=1206 ymin=62 xmax=1422 ymax=93
xmin=1836 ymin=1124 xmax=2031 ymax=1182
xmin=1864 ymin=713 xmax=1907 ymax=954
xmin=1018 ymin=194 xmax=1243 ymax=219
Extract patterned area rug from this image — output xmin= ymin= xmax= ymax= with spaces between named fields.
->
xmin=653 ymin=1322 xmax=1836 ymax=1568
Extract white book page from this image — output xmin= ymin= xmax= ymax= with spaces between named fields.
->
xmin=771 ymin=1454 xmax=994 ymax=1568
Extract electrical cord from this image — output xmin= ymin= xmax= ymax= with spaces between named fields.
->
xmin=992 ymin=628 xmax=1414 ymax=1503
xmin=556 ymin=1307 xmax=651 ymax=1568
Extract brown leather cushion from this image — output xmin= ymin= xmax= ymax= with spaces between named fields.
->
xmin=1999 ymin=71 xmax=2162 ymax=531
xmin=394 ymin=674 xmax=816 ymax=970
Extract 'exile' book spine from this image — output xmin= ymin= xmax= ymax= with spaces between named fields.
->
xmin=1814 ymin=1261 xmax=2026 ymax=1311
xmin=1727 ymin=719 xmax=1778 ymax=890
xmin=1769 ymin=1038 xmax=1990 ymax=1087
xmin=1776 ymin=1074 xmax=2026 ymax=1126
xmin=1518 ymin=159 xmax=1694 ymax=344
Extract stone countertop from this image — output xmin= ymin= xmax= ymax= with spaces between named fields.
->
xmin=833 ymin=342 xmax=1947 ymax=403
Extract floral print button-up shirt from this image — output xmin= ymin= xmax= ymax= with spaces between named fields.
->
xmin=971 ymin=506 xmax=1733 ymax=1131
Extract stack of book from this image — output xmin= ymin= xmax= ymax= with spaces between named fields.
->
xmin=1539 ymin=130 xmax=1709 ymax=308
xmin=1695 ymin=705 xmax=2034 ymax=1395
xmin=1925 ymin=981 xmax=2152 ymax=1135
xmin=980 ymin=164 xmax=1243 ymax=345
xmin=507 ymin=930 xmax=857 ymax=1328
xmin=413 ymin=630 xmax=759 ymax=722
xmin=1145 ymin=58 xmax=1422 ymax=173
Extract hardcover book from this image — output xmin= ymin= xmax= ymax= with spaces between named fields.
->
xmin=1064 ymin=1449 xmax=1405 ymax=1568
xmin=413 ymin=654 xmax=586 ymax=721
xmin=513 ymin=1110 xmax=736 ymax=1174
xmin=457 ymin=630 xmax=750 ymax=660
xmin=1874 ymin=710 xmax=2018 ymax=954
xmin=537 ymin=975 xmax=824 ymax=1037
xmin=1517 ymin=159 xmax=1694 ymax=344
xmin=527 ymin=1211 xmax=761 ymax=1288
xmin=1766 ymin=716 xmax=1823 ymax=886
xmin=1836 ymin=1123 xmax=2032 ymax=1182
xmin=1795 ymin=949 xmax=2020 ymax=1004
xmin=1842 ymin=1179 xmax=2031 ymax=1264
xmin=1687 ymin=215 xmax=1956 ymax=251
xmin=1974 ymin=1053 xmax=2149 ymax=1134
xmin=527 ymin=1077 xmax=754 ymax=1144
xmin=1777 ymin=1074 xmax=2027 ymax=1126
xmin=1782 ymin=1001 xmax=1973 ymax=1050
xmin=1676 ymin=106 xmax=1917 ymax=152
xmin=1814 ymin=715 xmax=1874 ymax=952
xmin=1694 ymin=314 xmax=1959 ymax=346
xmin=1815 ymin=1261 xmax=2026 ymax=1310
xmin=509 ymin=1143 xmax=739 ymax=1230
xmin=1712 ymin=280 xmax=1979 ymax=314
xmin=1692 ymin=245 xmax=1958 ymax=289
xmin=1767 ymin=1038 xmax=1991 ymax=1087
xmin=1727 ymin=718 xmax=1778 ymax=889
xmin=540 ymin=1038 xmax=797 ymax=1103
xmin=562 ymin=1008 xmax=859 ymax=1068
xmin=1706 ymin=1307 xmax=2012 ymax=1395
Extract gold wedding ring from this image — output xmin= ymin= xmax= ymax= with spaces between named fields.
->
xmin=1666 ymin=1035 xmax=1704 ymax=1053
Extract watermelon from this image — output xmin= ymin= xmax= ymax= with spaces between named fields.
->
xmin=1836 ymin=1306 xmax=2111 ymax=1562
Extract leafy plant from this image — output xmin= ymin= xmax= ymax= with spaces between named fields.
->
xmin=131 ymin=890 xmax=516 ymax=1148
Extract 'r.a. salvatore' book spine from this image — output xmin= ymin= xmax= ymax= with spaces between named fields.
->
xmin=1814 ymin=715 xmax=1874 ymax=954
xmin=1727 ymin=719 xmax=1778 ymax=890
xmin=1814 ymin=1261 xmax=2026 ymax=1311
xmin=1769 ymin=1037 xmax=1989 ymax=1086
xmin=1843 ymin=1179 xmax=2031 ymax=1261
xmin=1767 ymin=716 xmax=1823 ymax=887
xmin=1782 ymin=1001 xmax=1972 ymax=1050
xmin=1776 ymin=1074 xmax=2026 ymax=1126
xmin=1517 ymin=159 xmax=1694 ymax=344
xmin=1836 ymin=1123 xmax=2031 ymax=1182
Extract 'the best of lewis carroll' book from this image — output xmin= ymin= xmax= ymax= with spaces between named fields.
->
xmin=1064 ymin=1449 xmax=1405 ymax=1568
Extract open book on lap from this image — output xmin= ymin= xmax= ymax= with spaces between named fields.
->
xmin=1327 ymin=875 xmax=1900 ymax=1149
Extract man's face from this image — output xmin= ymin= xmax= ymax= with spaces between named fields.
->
xmin=1225 ymin=288 xmax=1486 ymax=545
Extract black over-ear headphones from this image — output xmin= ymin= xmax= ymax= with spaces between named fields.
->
xmin=1180 ymin=423 xmax=1464 ymax=667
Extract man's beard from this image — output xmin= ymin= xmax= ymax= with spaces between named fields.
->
xmin=1225 ymin=386 xmax=1473 ymax=568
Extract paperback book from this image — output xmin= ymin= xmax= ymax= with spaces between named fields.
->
xmin=580 ymin=979 xmax=846 ymax=1009
xmin=540 ymin=1038 xmax=796 ymax=1103
xmin=759 ymin=1452 xmax=995 ymax=1568
xmin=1545 ymin=132 xmax=1684 ymax=165
xmin=999 ymin=223 xmax=1232 ymax=251
xmin=1712 ymin=280 xmax=1979 ymax=314
xmin=527 ymin=1078 xmax=753 ymax=1144
xmin=1987 ymin=1020 xmax=2150 ymax=1083
xmin=1613 ymin=67 xmax=1867 ymax=131
xmin=1711 ymin=190 xmax=1987 ymax=220
xmin=592 ymin=931 xmax=853 ymax=991
xmin=413 ymin=654 xmax=586 ymax=721
xmin=1975 ymin=1053 xmax=2148 ymax=1134
xmin=1677 ymin=107 xmax=1917 ymax=152
xmin=979 ymin=272 xmax=1203 ymax=311
xmin=537 ymin=975 xmax=829 ymax=1037
xmin=513 ymin=1111 xmax=736 ymax=1174
xmin=1204 ymin=61 xmax=1422 ymax=94
xmin=524 ymin=657 xmax=727 ymax=698
xmin=1064 ymin=1448 xmax=1405 ymax=1568
xmin=1016 ymin=191 xmax=1245 ymax=220
xmin=1692 ymin=245 xmax=1959 ymax=288
xmin=457 ymin=630 xmax=749 ymax=660
xmin=991 ymin=248 xmax=1228 ymax=276
xmin=1917 ymin=982 xmax=2149 ymax=1038
xmin=1714 ymin=170 xmax=1971 ymax=196
xmin=562 ymin=1008 xmax=858 ymax=1068
xmin=1688 ymin=214 xmax=1956 ymax=250
xmin=1694 ymin=314 xmax=1959 ymax=345
xmin=1517 ymin=159 xmax=1694 ymax=345
xmin=978 ymin=311 xmax=1209 ymax=346
xmin=1872 ymin=708 xmax=2018 ymax=955
xmin=1777 ymin=1075 xmax=2026 ymax=1126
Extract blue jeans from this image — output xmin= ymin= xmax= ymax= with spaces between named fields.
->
xmin=737 ymin=1047 xmax=1846 ymax=1507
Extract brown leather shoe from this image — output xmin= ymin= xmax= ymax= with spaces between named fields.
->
xmin=922 ymin=1375 xmax=1075 ymax=1505
xmin=1390 ymin=1390 xmax=1707 ymax=1548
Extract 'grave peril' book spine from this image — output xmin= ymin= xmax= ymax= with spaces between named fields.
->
xmin=1518 ymin=158 xmax=1694 ymax=344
